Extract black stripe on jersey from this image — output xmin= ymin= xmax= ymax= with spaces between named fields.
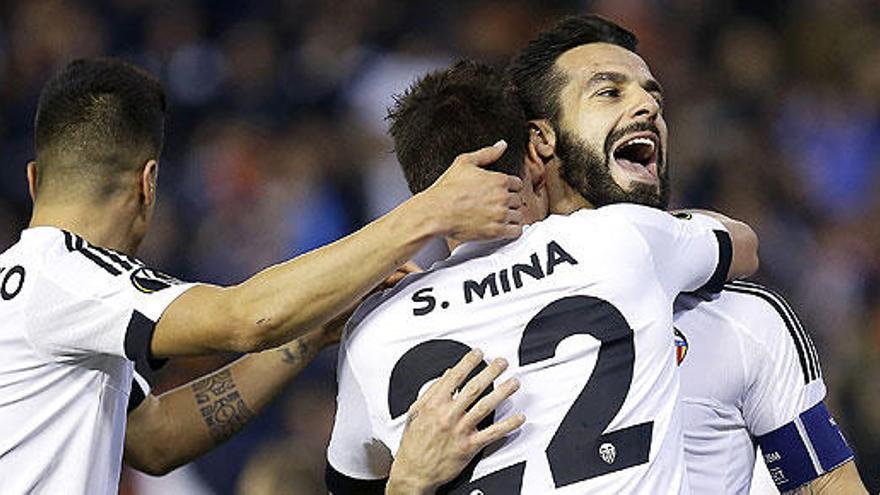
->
xmin=325 ymin=463 xmax=386 ymax=495
xmin=124 ymin=310 xmax=168 ymax=382
xmin=127 ymin=379 xmax=146 ymax=413
xmin=72 ymin=237 xmax=122 ymax=275
xmin=697 ymin=230 xmax=733 ymax=294
xmin=724 ymin=281 xmax=820 ymax=383
xmin=62 ymin=231 xmax=138 ymax=275
xmin=63 ymin=230 xmax=75 ymax=251
xmin=91 ymin=245 xmax=133 ymax=270
xmin=729 ymin=280 xmax=822 ymax=379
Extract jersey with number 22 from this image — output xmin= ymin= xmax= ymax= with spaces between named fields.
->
xmin=327 ymin=205 xmax=733 ymax=494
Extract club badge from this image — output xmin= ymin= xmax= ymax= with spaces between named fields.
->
xmin=131 ymin=267 xmax=182 ymax=293
xmin=674 ymin=327 xmax=689 ymax=365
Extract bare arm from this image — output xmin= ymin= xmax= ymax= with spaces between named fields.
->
xmin=124 ymin=323 xmax=336 ymax=476
xmin=126 ymin=263 xmax=421 ymax=476
xmin=783 ymin=461 xmax=868 ymax=495
xmin=385 ymin=349 xmax=525 ymax=495
xmin=151 ymin=142 xmax=524 ymax=356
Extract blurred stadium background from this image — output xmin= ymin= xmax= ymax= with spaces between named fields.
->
xmin=0 ymin=0 xmax=878 ymax=493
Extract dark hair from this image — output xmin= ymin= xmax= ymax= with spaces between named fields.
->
xmin=34 ymin=57 xmax=166 ymax=195
xmin=387 ymin=59 xmax=528 ymax=194
xmin=509 ymin=14 xmax=638 ymax=123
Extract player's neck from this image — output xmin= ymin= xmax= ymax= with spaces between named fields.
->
xmin=28 ymin=198 xmax=143 ymax=255
xmin=550 ymin=193 xmax=593 ymax=215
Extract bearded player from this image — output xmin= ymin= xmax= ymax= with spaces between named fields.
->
xmin=507 ymin=14 xmax=867 ymax=494
xmin=325 ymin=59 xmax=759 ymax=494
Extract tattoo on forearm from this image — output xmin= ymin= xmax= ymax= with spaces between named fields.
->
xmin=279 ymin=339 xmax=310 ymax=366
xmin=192 ymin=370 xmax=254 ymax=442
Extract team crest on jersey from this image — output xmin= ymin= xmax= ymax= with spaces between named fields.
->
xmin=599 ymin=443 xmax=616 ymax=465
xmin=674 ymin=327 xmax=689 ymax=365
xmin=131 ymin=267 xmax=182 ymax=293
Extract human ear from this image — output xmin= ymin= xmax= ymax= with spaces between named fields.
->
xmin=141 ymin=160 xmax=158 ymax=206
xmin=528 ymin=120 xmax=556 ymax=161
xmin=26 ymin=161 xmax=38 ymax=201
xmin=524 ymin=142 xmax=546 ymax=191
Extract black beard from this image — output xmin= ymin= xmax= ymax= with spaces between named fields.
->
xmin=555 ymin=124 xmax=670 ymax=210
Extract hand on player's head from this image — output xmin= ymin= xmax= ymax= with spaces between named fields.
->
xmin=422 ymin=141 xmax=525 ymax=242
xmin=389 ymin=348 xmax=525 ymax=492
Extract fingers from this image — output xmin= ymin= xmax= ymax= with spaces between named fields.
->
xmin=507 ymin=175 xmax=523 ymax=192
xmin=453 ymin=357 xmax=508 ymax=415
xmin=497 ymin=224 xmax=524 ymax=240
xmin=472 ymin=412 xmax=526 ymax=449
xmin=383 ymin=270 xmax=409 ymax=287
xmin=455 ymin=140 xmax=507 ymax=169
xmin=434 ymin=348 xmax=484 ymax=397
xmin=462 ymin=376 xmax=519 ymax=429
xmin=507 ymin=193 xmax=524 ymax=209
xmin=505 ymin=208 xmax=523 ymax=226
xmin=379 ymin=261 xmax=423 ymax=290
xmin=399 ymin=261 xmax=423 ymax=275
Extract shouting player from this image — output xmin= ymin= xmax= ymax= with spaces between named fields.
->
xmin=0 ymin=58 xmax=528 ymax=494
xmin=508 ymin=15 xmax=867 ymax=494
xmin=325 ymin=60 xmax=759 ymax=493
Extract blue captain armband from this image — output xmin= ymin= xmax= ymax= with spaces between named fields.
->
xmin=756 ymin=401 xmax=854 ymax=492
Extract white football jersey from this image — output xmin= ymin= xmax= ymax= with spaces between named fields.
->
xmin=327 ymin=205 xmax=733 ymax=495
xmin=0 ymin=227 xmax=195 ymax=494
xmin=675 ymin=281 xmax=852 ymax=494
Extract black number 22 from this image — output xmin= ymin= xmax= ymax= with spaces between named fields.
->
xmin=388 ymin=296 xmax=654 ymax=493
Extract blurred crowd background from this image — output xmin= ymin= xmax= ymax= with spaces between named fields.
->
xmin=1 ymin=0 xmax=878 ymax=493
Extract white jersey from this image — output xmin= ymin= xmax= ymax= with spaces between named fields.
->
xmin=0 ymin=227 xmax=195 ymax=494
xmin=675 ymin=281 xmax=853 ymax=494
xmin=327 ymin=205 xmax=733 ymax=495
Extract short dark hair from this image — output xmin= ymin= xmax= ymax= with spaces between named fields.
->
xmin=34 ymin=57 xmax=166 ymax=196
xmin=509 ymin=15 xmax=638 ymax=123
xmin=388 ymin=60 xmax=528 ymax=194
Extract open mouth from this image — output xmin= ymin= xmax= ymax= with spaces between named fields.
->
xmin=611 ymin=133 xmax=660 ymax=184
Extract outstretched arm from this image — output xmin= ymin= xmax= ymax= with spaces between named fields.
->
xmin=124 ymin=322 xmax=335 ymax=476
xmin=126 ymin=264 xmax=420 ymax=476
xmin=151 ymin=142 xmax=524 ymax=357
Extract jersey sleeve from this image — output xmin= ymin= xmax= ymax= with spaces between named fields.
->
xmin=25 ymin=260 xmax=195 ymax=379
xmin=326 ymin=340 xmax=392 ymax=494
xmin=731 ymin=282 xmax=853 ymax=492
xmin=603 ymin=204 xmax=732 ymax=297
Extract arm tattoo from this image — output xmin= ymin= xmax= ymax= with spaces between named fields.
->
xmin=279 ymin=339 xmax=310 ymax=366
xmin=192 ymin=370 xmax=254 ymax=442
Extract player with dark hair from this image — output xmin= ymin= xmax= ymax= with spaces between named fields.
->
xmin=326 ymin=59 xmax=759 ymax=494
xmin=390 ymin=61 xmax=530 ymax=194
xmin=509 ymin=15 xmax=667 ymax=211
xmin=0 ymin=57 xmax=529 ymax=493
xmin=506 ymin=14 xmax=866 ymax=494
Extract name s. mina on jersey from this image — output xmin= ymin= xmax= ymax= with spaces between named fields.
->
xmin=327 ymin=204 xmax=733 ymax=494
xmin=0 ymin=227 xmax=195 ymax=494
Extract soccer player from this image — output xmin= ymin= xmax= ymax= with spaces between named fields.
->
xmin=0 ymin=57 xmax=528 ymax=494
xmin=508 ymin=15 xmax=867 ymax=494
xmin=325 ymin=60 xmax=759 ymax=494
